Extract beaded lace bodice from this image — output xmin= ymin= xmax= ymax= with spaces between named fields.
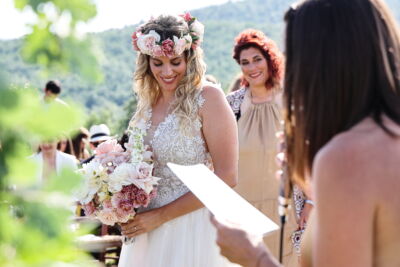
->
xmin=140 ymin=91 xmax=212 ymax=210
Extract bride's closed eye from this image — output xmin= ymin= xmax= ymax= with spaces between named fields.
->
xmin=171 ymin=60 xmax=182 ymax=66
xmin=152 ymin=60 xmax=163 ymax=67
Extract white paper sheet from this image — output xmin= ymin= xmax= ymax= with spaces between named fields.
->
xmin=167 ymin=163 xmax=279 ymax=236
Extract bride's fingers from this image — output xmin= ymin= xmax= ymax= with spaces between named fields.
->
xmin=123 ymin=228 xmax=145 ymax=238
xmin=120 ymin=224 xmax=135 ymax=232
xmin=121 ymin=225 xmax=140 ymax=235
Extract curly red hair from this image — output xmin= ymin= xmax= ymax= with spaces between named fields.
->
xmin=233 ymin=29 xmax=284 ymax=90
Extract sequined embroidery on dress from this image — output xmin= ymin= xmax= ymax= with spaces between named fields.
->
xmin=139 ymin=91 xmax=212 ymax=211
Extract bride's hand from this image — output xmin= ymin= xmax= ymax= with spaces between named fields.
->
xmin=120 ymin=208 xmax=165 ymax=237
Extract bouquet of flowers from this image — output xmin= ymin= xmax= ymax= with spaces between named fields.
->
xmin=76 ymin=120 xmax=159 ymax=226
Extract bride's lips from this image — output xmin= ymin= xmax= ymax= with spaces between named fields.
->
xmin=161 ymin=76 xmax=177 ymax=84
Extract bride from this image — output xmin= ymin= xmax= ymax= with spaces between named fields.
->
xmin=118 ymin=14 xmax=239 ymax=267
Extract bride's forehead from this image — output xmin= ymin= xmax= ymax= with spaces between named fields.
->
xmin=150 ymin=55 xmax=185 ymax=62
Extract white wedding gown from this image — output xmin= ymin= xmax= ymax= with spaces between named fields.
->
xmin=119 ymin=89 xmax=238 ymax=267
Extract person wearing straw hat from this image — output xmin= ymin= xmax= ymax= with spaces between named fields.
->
xmin=81 ymin=124 xmax=112 ymax=164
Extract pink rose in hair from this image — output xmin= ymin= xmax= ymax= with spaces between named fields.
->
xmin=153 ymin=45 xmax=164 ymax=57
xmin=162 ymin=39 xmax=175 ymax=58
xmin=180 ymin=12 xmax=192 ymax=22
xmin=132 ymin=31 xmax=140 ymax=51
xmin=174 ymin=37 xmax=187 ymax=55
xmin=144 ymin=36 xmax=157 ymax=50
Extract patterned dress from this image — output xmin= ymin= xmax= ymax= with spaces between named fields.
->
xmin=118 ymin=88 xmax=238 ymax=267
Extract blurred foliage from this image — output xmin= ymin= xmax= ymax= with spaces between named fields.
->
xmin=14 ymin=0 xmax=101 ymax=82
xmin=0 ymin=80 xmax=93 ymax=266
xmin=0 ymin=0 xmax=102 ymax=266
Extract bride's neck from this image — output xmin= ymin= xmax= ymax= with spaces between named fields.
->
xmin=158 ymin=91 xmax=175 ymax=105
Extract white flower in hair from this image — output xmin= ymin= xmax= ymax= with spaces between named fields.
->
xmin=173 ymin=35 xmax=190 ymax=55
xmin=137 ymin=30 xmax=161 ymax=55
xmin=190 ymin=20 xmax=204 ymax=43
xmin=183 ymin=34 xmax=192 ymax=47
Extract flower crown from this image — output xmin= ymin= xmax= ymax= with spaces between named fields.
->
xmin=131 ymin=12 xmax=204 ymax=58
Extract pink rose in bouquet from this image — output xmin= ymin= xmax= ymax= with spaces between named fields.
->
xmin=82 ymin=201 xmax=96 ymax=216
xmin=76 ymin=121 xmax=160 ymax=226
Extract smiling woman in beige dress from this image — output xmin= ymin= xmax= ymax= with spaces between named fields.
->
xmin=227 ymin=29 xmax=298 ymax=267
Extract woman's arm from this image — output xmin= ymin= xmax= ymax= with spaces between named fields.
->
xmin=121 ymin=86 xmax=238 ymax=237
xmin=311 ymin=138 xmax=374 ymax=267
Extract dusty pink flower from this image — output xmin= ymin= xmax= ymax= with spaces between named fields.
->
xmin=97 ymin=210 xmax=118 ymax=226
xmin=174 ymin=37 xmax=187 ymax=55
xmin=115 ymin=208 xmax=134 ymax=223
xmin=137 ymin=162 xmax=152 ymax=179
xmin=180 ymin=12 xmax=192 ymax=22
xmin=131 ymin=31 xmax=140 ymax=51
xmin=82 ymin=201 xmax=96 ymax=216
xmin=119 ymin=184 xmax=139 ymax=202
xmin=95 ymin=139 xmax=124 ymax=156
xmin=111 ymin=192 xmax=135 ymax=213
xmin=144 ymin=35 xmax=157 ymax=50
xmin=153 ymin=46 xmax=164 ymax=57
xmin=103 ymin=199 xmax=113 ymax=209
xmin=133 ymin=189 xmax=150 ymax=208
xmin=97 ymin=150 xmax=129 ymax=173
xmin=161 ymin=39 xmax=175 ymax=58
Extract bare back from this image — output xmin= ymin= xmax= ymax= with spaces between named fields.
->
xmin=310 ymin=116 xmax=400 ymax=267
xmin=369 ymin=118 xmax=400 ymax=266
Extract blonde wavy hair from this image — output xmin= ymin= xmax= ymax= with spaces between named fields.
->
xmin=131 ymin=15 xmax=206 ymax=132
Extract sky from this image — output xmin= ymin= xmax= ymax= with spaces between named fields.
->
xmin=0 ymin=0 xmax=231 ymax=40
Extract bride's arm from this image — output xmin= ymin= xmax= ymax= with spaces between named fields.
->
xmin=121 ymin=86 xmax=238 ymax=237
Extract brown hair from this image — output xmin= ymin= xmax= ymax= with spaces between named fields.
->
xmin=284 ymin=0 xmax=400 ymax=185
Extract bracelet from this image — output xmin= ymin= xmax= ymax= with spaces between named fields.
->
xmin=305 ymin=199 xmax=315 ymax=206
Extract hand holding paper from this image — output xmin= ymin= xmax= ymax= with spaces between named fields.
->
xmin=167 ymin=163 xmax=279 ymax=236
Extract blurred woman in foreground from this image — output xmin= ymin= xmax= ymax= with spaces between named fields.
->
xmin=212 ymin=0 xmax=400 ymax=266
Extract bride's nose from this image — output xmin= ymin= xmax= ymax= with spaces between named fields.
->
xmin=161 ymin=64 xmax=174 ymax=76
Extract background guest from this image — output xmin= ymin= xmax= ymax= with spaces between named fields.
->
xmin=71 ymin=127 xmax=90 ymax=162
xmin=30 ymin=140 xmax=77 ymax=183
xmin=226 ymin=29 xmax=297 ymax=266
xmin=43 ymin=80 xmax=68 ymax=106
xmin=81 ymin=124 xmax=112 ymax=164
